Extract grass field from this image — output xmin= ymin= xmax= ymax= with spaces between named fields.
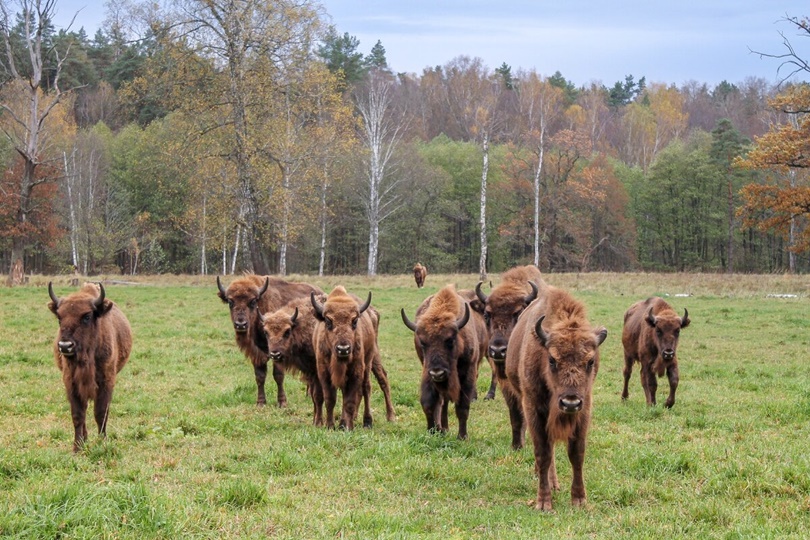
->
xmin=1 ymin=272 xmax=808 ymax=539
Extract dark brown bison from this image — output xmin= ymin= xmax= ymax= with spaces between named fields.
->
xmin=621 ymin=297 xmax=690 ymax=408
xmin=217 ymin=274 xmax=322 ymax=407
xmin=261 ymin=294 xmax=395 ymax=426
xmin=48 ymin=282 xmax=132 ymax=452
xmin=474 ymin=264 xmax=548 ymax=399
xmin=311 ymin=287 xmax=389 ymax=430
xmin=401 ymin=284 xmax=487 ymax=439
xmin=504 ymin=286 xmax=607 ymax=511
xmin=413 ymin=263 xmax=427 ymax=288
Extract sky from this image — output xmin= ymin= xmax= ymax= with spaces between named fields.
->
xmin=51 ymin=0 xmax=809 ymax=87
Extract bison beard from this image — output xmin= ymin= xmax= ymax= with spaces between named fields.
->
xmin=504 ymin=286 xmax=607 ymax=511
xmin=48 ymin=282 xmax=132 ymax=452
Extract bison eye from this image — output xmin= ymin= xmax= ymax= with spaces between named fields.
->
xmin=483 ymin=312 xmax=491 ymax=325
xmin=548 ymin=357 xmax=557 ymax=371
xmin=227 ymin=299 xmax=235 ymax=309
xmin=325 ymin=318 xmax=334 ymax=331
xmin=82 ymin=313 xmax=92 ymax=324
xmin=283 ymin=329 xmax=291 ymax=339
xmin=248 ymin=299 xmax=257 ymax=310
xmin=351 ymin=317 xmax=358 ymax=330
xmin=587 ymin=359 xmax=595 ymax=372
xmin=444 ymin=337 xmax=454 ymax=350
xmin=656 ymin=329 xmax=663 ymax=337
xmin=674 ymin=329 xmax=680 ymax=337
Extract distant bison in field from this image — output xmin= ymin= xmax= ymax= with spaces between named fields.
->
xmin=217 ymin=274 xmax=322 ymax=407
xmin=474 ymin=264 xmax=549 ymax=400
xmin=504 ymin=286 xmax=607 ymax=511
xmin=311 ymin=287 xmax=391 ymax=430
xmin=621 ymin=297 xmax=690 ymax=408
xmin=401 ymin=284 xmax=487 ymax=439
xmin=413 ymin=263 xmax=427 ymax=288
xmin=48 ymin=282 xmax=132 ymax=452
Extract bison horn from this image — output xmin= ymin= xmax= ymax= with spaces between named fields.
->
xmin=93 ymin=283 xmax=106 ymax=311
xmin=257 ymin=277 xmax=269 ymax=298
xmin=401 ymin=308 xmax=417 ymax=332
xmin=358 ymin=291 xmax=372 ymax=314
xmin=456 ymin=302 xmax=470 ymax=330
xmin=475 ymin=281 xmax=488 ymax=304
xmin=310 ymin=291 xmax=324 ymax=318
xmin=534 ymin=315 xmax=549 ymax=346
xmin=216 ymin=276 xmax=227 ymax=297
xmin=48 ymin=281 xmax=59 ymax=306
xmin=645 ymin=306 xmax=657 ymax=328
xmin=290 ymin=306 xmax=299 ymax=326
xmin=525 ymin=281 xmax=538 ymax=305
xmin=680 ymin=308 xmax=690 ymax=329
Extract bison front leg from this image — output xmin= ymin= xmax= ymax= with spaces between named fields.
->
xmin=67 ymin=387 xmax=89 ymax=452
xmin=567 ymin=431 xmax=588 ymax=507
xmin=339 ymin=376 xmax=363 ymax=431
xmin=420 ymin=382 xmax=442 ymax=434
xmin=640 ymin=361 xmax=658 ymax=406
xmin=320 ymin=374 xmax=338 ymax=429
xmin=532 ymin=432 xmax=555 ymax=511
xmin=664 ymin=362 xmax=679 ymax=409
xmin=504 ymin=390 xmax=525 ymax=449
xmin=93 ymin=382 xmax=114 ymax=438
xmin=371 ymin=356 xmax=396 ymax=421
xmin=484 ymin=359 xmax=498 ymax=400
xmin=361 ymin=370 xmax=373 ymax=428
xmin=309 ymin=377 xmax=325 ymax=427
xmin=271 ymin=362 xmax=287 ymax=407
xmin=621 ymin=353 xmax=634 ymax=401
xmin=455 ymin=394 xmax=471 ymax=440
xmin=253 ymin=362 xmax=268 ymax=406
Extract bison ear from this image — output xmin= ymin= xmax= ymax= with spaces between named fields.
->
xmin=680 ymin=308 xmax=690 ymax=329
xmin=534 ymin=315 xmax=549 ymax=347
xmin=467 ymin=296 xmax=485 ymax=314
xmin=645 ymin=307 xmax=657 ymax=328
xmin=594 ymin=326 xmax=608 ymax=346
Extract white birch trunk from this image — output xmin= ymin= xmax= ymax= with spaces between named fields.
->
xmin=279 ymin=167 xmax=290 ymax=276
xmin=231 ymin=224 xmax=241 ymax=275
xmin=319 ymin=166 xmax=328 ymax=277
xmin=789 ymin=169 xmax=797 ymax=273
xmin=63 ymin=151 xmax=79 ymax=269
xmin=200 ymin=194 xmax=207 ymax=275
xmin=533 ymin=133 xmax=544 ymax=267
xmin=479 ymin=132 xmax=489 ymax=282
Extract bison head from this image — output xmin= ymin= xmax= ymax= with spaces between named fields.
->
xmin=48 ymin=282 xmax=113 ymax=361
xmin=476 ymin=280 xmax=538 ymax=361
xmin=402 ymin=301 xmax=470 ymax=384
xmin=535 ymin=315 xmax=608 ymax=416
xmin=312 ymin=289 xmax=371 ymax=361
xmin=260 ymin=306 xmax=299 ymax=363
xmin=646 ymin=307 xmax=690 ymax=363
xmin=217 ymin=276 xmax=269 ymax=334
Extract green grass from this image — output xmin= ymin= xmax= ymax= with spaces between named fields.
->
xmin=1 ymin=272 xmax=809 ymax=538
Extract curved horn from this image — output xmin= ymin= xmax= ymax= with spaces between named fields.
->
xmin=290 ymin=306 xmax=299 ymax=325
xmin=534 ymin=315 xmax=549 ymax=346
xmin=524 ymin=281 xmax=538 ymax=305
xmin=93 ymin=283 xmax=106 ymax=310
xmin=216 ymin=276 xmax=227 ymax=296
xmin=258 ymin=310 xmax=267 ymax=324
xmin=48 ymin=281 xmax=59 ymax=305
xmin=358 ymin=291 xmax=372 ymax=314
xmin=680 ymin=308 xmax=690 ymax=329
xmin=401 ymin=308 xmax=417 ymax=332
xmin=475 ymin=281 xmax=488 ymax=304
xmin=456 ymin=302 xmax=470 ymax=330
xmin=310 ymin=292 xmax=324 ymax=318
xmin=257 ymin=277 xmax=269 ymax=298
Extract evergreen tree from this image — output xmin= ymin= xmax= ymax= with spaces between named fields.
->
xmin=317 ymin=28 xmax=366 ymax=85
xmin=365 ymin=40 xmax=389 ymax=72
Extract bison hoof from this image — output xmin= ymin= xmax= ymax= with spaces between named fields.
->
xmin=665 ymin=401 xmax=674 ymax=409
xmin=484 ymin=392 xmax=496 ymax=400
xmin=276 ymin=399 xmax=288 ymax=408
xmin=363 ymin=417 xmax=373 ymax=428
xmin=535 ymin=499 xmax=553 ymax=512
xmin=571 ymin=496 xmax=586 ymax=507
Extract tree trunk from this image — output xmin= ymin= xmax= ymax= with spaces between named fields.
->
xmin=533 ymin=135 xmax=544 ymax=268
xmin=726 ymin=177 xmax=734 ymax=274
xmin=479 ymin=132 xmax=489 ymax=282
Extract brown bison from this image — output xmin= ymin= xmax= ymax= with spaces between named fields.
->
xmin=311 ymin=287 xmax=389 ymax=430
xmin=621 ymin=297 xmax=690 ymax=408
xmin=474 ymin=264 xmax=548 ymax=399
xmin=261 ymin=294 xmax=395 ymax=426
xmin=413 ymin=263 xmax=427 ymax=288
xmin=48 ymin=282 xmax=132 ymax=452
xmin=401 ymin=284 xmax=487 ymax=439
xmin=217 ymin=274 xmax=322 ymax=407
xmin=504 ymin=286 xmax=607 ymax=511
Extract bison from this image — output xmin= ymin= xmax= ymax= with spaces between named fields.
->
xmin=217 ymin=274 xmax=322 ymax=407
xmin=621 ymin=297 xmax=690 ymax=408
xmin=401 ymin=284 xmax=487 ymax=439
xmin=474 ymin=264 xmax=548 ymax=399
xmin=48 ymin=282 xmax=132 ymax=452
xmin=504 ymin=286 xmax=607 ymax=511
xmin=261 ymin=294 xmax=395 ymax=426
xmin=413 ymin=262 xmax=427 ymax=288
xmin=311 ymin=287 xmax=388 ymax=430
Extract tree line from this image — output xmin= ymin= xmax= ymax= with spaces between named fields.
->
xmin=1 ymin=0 xmax=808 ymax=281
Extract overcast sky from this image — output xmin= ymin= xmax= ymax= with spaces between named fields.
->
xmin=52 ymin=0 xmax=809 ymax=87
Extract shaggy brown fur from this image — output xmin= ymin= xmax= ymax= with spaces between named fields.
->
xmin=311 ymin=286 xmax=385 ymax=430
xmin=413 ymin=262 xmax=427 ymax=288
xmin=402 ymin=284 xmax=487 ymax=439
xmin=48 ymin=282 xmax=132 ymax=452
xmin=504 ymin=286 xmax=607 ymax=511
xmin=217 ymin=274 xmax=322 ymax=407
xmin=473 ymin=265 xmax=549 ymax=399
xmin=622 ymin=297 xmax=690 ymax=408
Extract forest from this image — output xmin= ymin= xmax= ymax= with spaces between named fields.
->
xmin=1 ymin=0 xmax=809 ymax=279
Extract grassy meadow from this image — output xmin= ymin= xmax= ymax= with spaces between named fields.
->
xmin=0 ymin=272 xmax=809 ymax=539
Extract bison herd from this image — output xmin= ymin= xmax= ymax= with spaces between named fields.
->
xmin=46 ymin=264 xmax=690 ymax=511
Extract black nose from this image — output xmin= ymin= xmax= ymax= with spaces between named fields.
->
xmin=559 ymin=396 xmax=583 ymax=413
xmin=429 ymin=369 xmax=448 ymax=382
xmin=234 ymin=321 xmax=248 ymax=332
xmin=268 ymin=351 xmax=282 ymax=362
xmin=58 ymin=340 xmax=75 ymax=355
xmin=489 ymin=345 xmax=507 ymax=360
xmin=335 ymin=344 xmax=351 ymax=357
xmin=662 ymin=350 xmax=675 ymax=361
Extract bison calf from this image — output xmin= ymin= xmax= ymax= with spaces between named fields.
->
xmin=621 ymin=297 xmax=690 ymax=408
xmin=505 ymin=286 xmax=607 ymax=511
xmin=402 ymin=284 xmax=487 ymax=439
xmin=48 ymin=282 xmax=132 ymax=452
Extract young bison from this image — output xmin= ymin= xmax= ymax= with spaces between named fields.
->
xmin=217 ymin=274 xmax=322 ymax=407
xmin=311 ymin=287 xmax=383 ymax=430
xmin=505 ymin=286 xmax=607 ymax=511
xmin=622 ymin=297 xmax=690 ymax=408
xmin=413 ymin=263 xmax=427 ymax=288
xmin=401 ymin=284 xmax=487 ymax=439
xmin=48 ymin=282 xmax=132 ymax=452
